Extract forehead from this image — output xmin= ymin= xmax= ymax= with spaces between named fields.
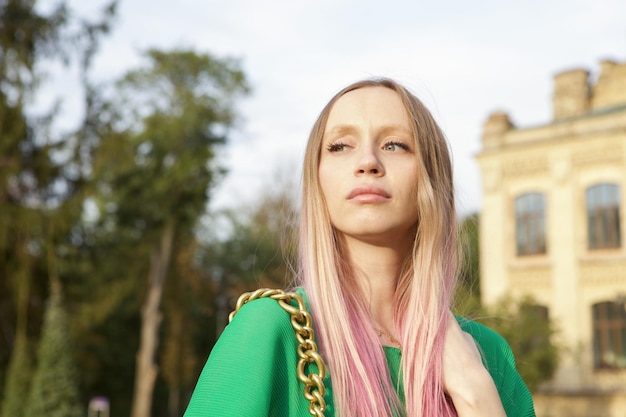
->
xmin=325 ymin=86 xmax=410 ymax=132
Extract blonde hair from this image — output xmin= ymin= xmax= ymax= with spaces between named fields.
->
xmin=298 ymin=78 xmax=459 ymax=417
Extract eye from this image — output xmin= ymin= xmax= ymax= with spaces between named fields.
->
xmin=326 ymin=141 xmax=349 ymax=152
xmin=383 ymin=140 xmax=410 ymax=152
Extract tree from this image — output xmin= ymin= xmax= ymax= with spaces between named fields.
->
xmin=0 ymin=335 xmax=33 ymax=417
xmin=89 ymin=48 xmax=249 ymax=417
xmin=160 ymin=172 xmax=298 ymax=413
xmin=159 ymin=234 xmax=207 ymax=417
xmin=478 ymin=295 xmax=560 ymax=391
xmin=453 ymin=213 xmax=481 ymax=316
xmin=0 ymin=1 xmax=117 ymax=414
xmin=194 ymin=171 xmax=298 ymax=342
xmin=23 ymin=283 xmax=82 ymax=417
xmin=0 ymin=4 xmax=69 ymax=402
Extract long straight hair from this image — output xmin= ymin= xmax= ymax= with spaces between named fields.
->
xmin=298 ymin=78 xmax=459 ymax=417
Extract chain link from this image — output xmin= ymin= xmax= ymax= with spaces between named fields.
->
xmin=229 ymin=288 xmax=327 ymax=417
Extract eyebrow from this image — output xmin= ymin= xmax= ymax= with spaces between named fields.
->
xmin=379 ymin=124 xmax=412 ymax=136
xmin=323 ymin=124 xmax=412 ymax=139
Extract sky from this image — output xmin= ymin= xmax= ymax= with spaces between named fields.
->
xmin=44 ymin=0 xmax=626 ymax=215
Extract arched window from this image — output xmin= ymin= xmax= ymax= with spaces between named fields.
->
xmin=587 ymin=183 xmax=621 ymax=249
xmin=515 ymin=193 xmax=546 ymax=256
xmin=592 ymin=301 xmax=626 ymax=369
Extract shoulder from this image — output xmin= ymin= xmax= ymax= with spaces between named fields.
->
xmin=455 ymin=316 xmax=504 ymax=343
xmin=224 ymin=294 xmax=295 ymax=345
xmin=455 ymin=316 xmax=516 ymax=367
xmin=184 ymin=292 xmax=303 ymax=416
xmin=231 ymin=295 xmax=292 ymax=323
xmin=455 ymin=316 xmax=536 ymax=417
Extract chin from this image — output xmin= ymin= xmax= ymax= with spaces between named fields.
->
xmin=342 ymin=227 xmax=416 ymax=246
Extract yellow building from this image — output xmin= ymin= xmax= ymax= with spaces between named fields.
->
xmin=476 ymin=59 xmax=626 ymax=417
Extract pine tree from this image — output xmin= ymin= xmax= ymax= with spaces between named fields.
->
xmin=0 ymin=335 xmax=34 ymax=417
xmin=24 ymin=285 xmax=82 ymax=417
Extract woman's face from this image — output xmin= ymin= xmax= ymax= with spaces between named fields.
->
xmin=318 ymin=86 xmax=420 ymax=247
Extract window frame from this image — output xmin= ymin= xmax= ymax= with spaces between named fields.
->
xmin=515 ymin=192 xmax=547 ymax=256
xmin=592 ymin=301 xmax=626 ymax=370
xmin=586 ymin=183 xmax=621 ymax=250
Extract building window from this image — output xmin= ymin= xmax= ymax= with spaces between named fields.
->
xmin=592 ymin=301 xmax=626 ymax=369
xmin=521 ymin=304 xmax=549 ymax=321
xmin=520 ymin=303 xmax=551 ymax=350
xmin=515 ymin=193 xmax=546 ymax=256
xmin=587 ymin=183 xmax=621 ymax=249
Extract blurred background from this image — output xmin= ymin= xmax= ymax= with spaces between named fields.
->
xmin=0 ymin=1 xmax=624 ymax=416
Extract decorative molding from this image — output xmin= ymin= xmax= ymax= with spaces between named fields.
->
xmin=508 ymin=268 xmax=552 ymax=290
xmin=572 ymin=145 xmax=623 ymax=167
xmin=592 ymin=370 xmax=626 ymax=389
xmin=503 ymin=157 xmax=549 ymax=177
xmin=579 ymin=263 xmax=626 ymax=286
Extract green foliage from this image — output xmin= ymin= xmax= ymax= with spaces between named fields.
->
xmin=75 ymin=295 xmax=140 ymax=417
xmin=454 ymin=213 xmax=481 ymax=317
xmin=155 ymin=231 xmax=218 ymax=417
xmin=24 ymin=290 xmax=82 ymax=417
xmin=84 ymin=48 xmax=250 ymax=417
xmin=0 ymin=335 xmax=34 ymax=417
xmin=0 ymin=3 xmax=265 ymax=416
xmin=201 ymin=173 xmax=298 ymax=293
xmin=182 ymin=174 xmax=299 ymax=405
xmin=93 ymin=48 xmax=249 ymax=236
xmin=0 ymin=1 xmax=117 ymax=415
xmin=0 ymin=0 xmax=68 ymax=96
xmin=478 ymin=295 xmax=560 ymax=391
xmin=0 ymin=1 xmax=67 ymax=334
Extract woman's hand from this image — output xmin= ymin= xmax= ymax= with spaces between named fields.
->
xmin=442 ymin=312 xmax=507 ymax=417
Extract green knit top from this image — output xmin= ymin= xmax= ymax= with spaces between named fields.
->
xmin=184 ymin=293 xmax=535 ymax=417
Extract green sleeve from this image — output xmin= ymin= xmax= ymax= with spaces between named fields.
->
xmin=183 ymin=298 xmax=308 ymax=417
xmin=458 ymin=318 xmax=536 ymax=417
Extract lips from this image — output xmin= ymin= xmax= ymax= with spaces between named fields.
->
xmin=347 ymin=186 xmax=391 ymax=201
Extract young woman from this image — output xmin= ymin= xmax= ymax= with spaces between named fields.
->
xmin=184 ymin=78 xmax=535 ymax=417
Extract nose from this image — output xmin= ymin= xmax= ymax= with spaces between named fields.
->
xmin=355 ymin=146 xmax=384 ymax=176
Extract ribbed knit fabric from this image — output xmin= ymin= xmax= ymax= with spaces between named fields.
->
xmin=184 ymin=291 xmax=536 ymax=417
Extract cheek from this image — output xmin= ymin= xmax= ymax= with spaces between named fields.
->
xmin=410 ymin=176 xmax=420 ymax=201
xmin=408 ymin=165 xmax=421 ymax=199
xmin=318 ymin=163 xmax=335 ymax=201
xmin=404 ymin=169 xmax=421 ymax=221
xmin=318 ymin=164 xmax=343 ymax=227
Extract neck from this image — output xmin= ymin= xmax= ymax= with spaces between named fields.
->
xmin=342 ymin=234 xmax=412 ymax=327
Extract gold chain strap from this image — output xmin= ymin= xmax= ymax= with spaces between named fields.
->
xmin=228 ymin=288 xmax=327 ymax=417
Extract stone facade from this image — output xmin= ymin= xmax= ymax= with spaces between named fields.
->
xmin=476 ymin=59 xmax=626 ymax=417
